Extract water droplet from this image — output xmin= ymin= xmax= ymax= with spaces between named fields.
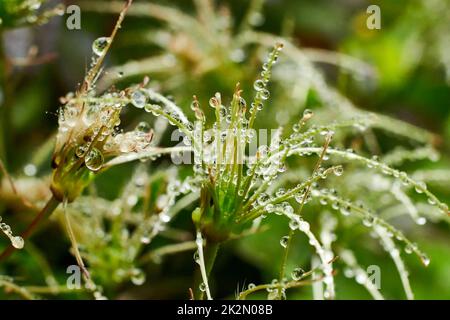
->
xmin=404 ymin=244 xmax=413 ymax=254
xmin=253 ymin=79 xmax=265 ymax=91
xmin=131 ymin=268 xmax=146 ymax=285
xmin=260 ymin=89 xmax=270 ymax=100
xmin=415 ymin=181 xmax=427 ymax=194
xmin=193 ymin=250 xmax=200 ymax=264
xmin=276 ymin=188 xmax=286 ymax=197
xmin=12 ymin=236 xmax=24 ymax=249
xmin=340 ymin=205 xmax=351 ymax=216
xmin=131 ymin=90 xmax=147 ymax=109
xmin=291 ymin=267 xmax=305 ymax=281
xmin=420 ymin=254 xmax=430 ymax=266
xmin=23 ymin=164 xmax=37 ymax=176
xmin=257 ymin=193 xmax=270 ymax=205
xmin=362 ymin=215 xmax=375 ymax=227
xmin=416 ymin=217 xmax=426 ymax=225
xmin=289 ymin=218 xmax=299 ymax=230
xmin=294 ymin=192 xmax=304 ymax=204
xmin=199 ymin=282 xmax=207 ymax=292
xmin=85 ymin=148 xmax=104 ymax=172
xmin=239 ymin=97 xmax=247 ymax=109
xmin=342 ymin=268 xmax=354 ymax=278
xmin=303 ymin=109 xmax=313 ymax=118
xmin=248 ymin=283 xmax=256 ymax=290
xmin=75 ymin=143 xmax=89 ymax=158
xmin=298 ymin=220 xmax=310 ymax=232
xmin=280 ymin=236 xmax=289 ymax=248
xmin=333 ymin=166 xmax=344 ymax=176
xmin=209 ymin=97 xmax=219 ymax=108
xmin=135 ymin=121 xmax=151 ymax=133
xmin=140 ymin=236 xmax=150 ymax=244
xmin=92 ymin=37 xmax=111 ymax=56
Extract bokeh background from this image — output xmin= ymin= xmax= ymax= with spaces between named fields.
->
xmin=0 ymin=0 xmax=449 ymax=299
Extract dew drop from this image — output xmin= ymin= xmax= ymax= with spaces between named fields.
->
xmin=362 ymin=215 xmax=375 ymax=227
xmin=135 ymin=121 xmax=151 ymax=133
xmin=140 ymin=236 xmax=150 ymax=244
xmin=131 ymin=268 xmax=146 ymax=286
xmin=199 ymin=282 xmax=207 ymax=292
xmin=85 ymin=148 xmax=104 ymax=172
xmin=23 ymin=164 xmax=37 ymax=176
xmin=303 ymin=109 xmax=313 ymax=118
xmin=416 ymin=217 xmax=426 ymax=225
xmin=291 ymin=267 xmax=305 ymax=281
xmin=92 ymin=37 xmax=111 ymax=56
xmin=193 ymin=250 xmax=200 ymax=264
xmin=298 ymin=220 xmax=310 ymax=232
xmin=333 ymin=166 xmax=344 ymax=176
xmin=280 ymin=236 xmax=289 ymax=248
xmin=420 ymin=254 xmax=430 ymax=267
xmin=340 ymin=205 xmax=351 ymax=216
xmin=289 ymin=218 xmax=299 ymax=230
xmin=276 ymin=188 xmax=286 ymax=197
xmin=131 ymin=90 xmax=147 ymax=109
xmin=260 ymin=89 xmax=270 ymax=100
xmin=415 ymin=181 xmax=427 ymax=194
xmin=253 ymin=79 xmax=265 ymax=91
xmin=12 ymin=236 xmax=24 ymax=249
xmin=404 ymin=244 xmax=413 ymax=254
xmin=257 ymin=193 xmax=270 ymax=205
xmin=75 ymin=143 xmax=89 ymax=158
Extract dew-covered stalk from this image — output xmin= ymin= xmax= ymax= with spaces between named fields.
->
xmin=277 ymin=133 xmax=333 ymax=299
xmin=374 ymin=226 xmax=414 ymax=300
xmin=288 ymin=147 xmax=449 ymax=216
xmin=195 ymin=231 xmax=213 ymax=300
xmin=340 ymin=249 xmax=384 ymax=300
xmin=62 ymin=200 xmax=90 ymax=280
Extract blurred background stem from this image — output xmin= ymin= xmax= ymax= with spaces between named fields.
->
xmin=0 ymin=31 xmax=7 ymax=163
xmin=0 ymin=30 xmax=13 ymax=166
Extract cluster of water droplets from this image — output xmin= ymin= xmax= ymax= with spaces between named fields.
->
xmin=105 ymin=121 xmax=154 ymax=159
xmin=249 ymin=43 xmax=283 ymax=119
xmin=0 ymin=216 xmax=24 ymax=249
xmin=139 ymin=176 xmax=187 ymax=246
xmin=266 ymin=279 xmax=286 ymax=300
xmin=312 ymin=188 xmax=431 ymax=266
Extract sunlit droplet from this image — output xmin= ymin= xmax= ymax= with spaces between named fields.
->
xmin=85 ymin=148 xmax=104 ymax=171
xmin=92 ymin=37 xmax=111 ymax=56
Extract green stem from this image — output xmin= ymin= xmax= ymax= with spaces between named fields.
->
xmin=196 ymin=242 xmax=220 ymax=300
xmin=278 ymin=228 xmax=294 ymax=285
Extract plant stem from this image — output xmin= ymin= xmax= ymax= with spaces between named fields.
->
xmin=277 ymin=134 xmax=333 ymax=299
xmin=278 ymin=228 xmax=294 ymax=284
xmin=0 ymin=196 xmax=60 ymax=262
xmin=0 ymin=30 xmax=9 ymax=162
xmin=195 ymin=240 xmax=220 ymax=300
